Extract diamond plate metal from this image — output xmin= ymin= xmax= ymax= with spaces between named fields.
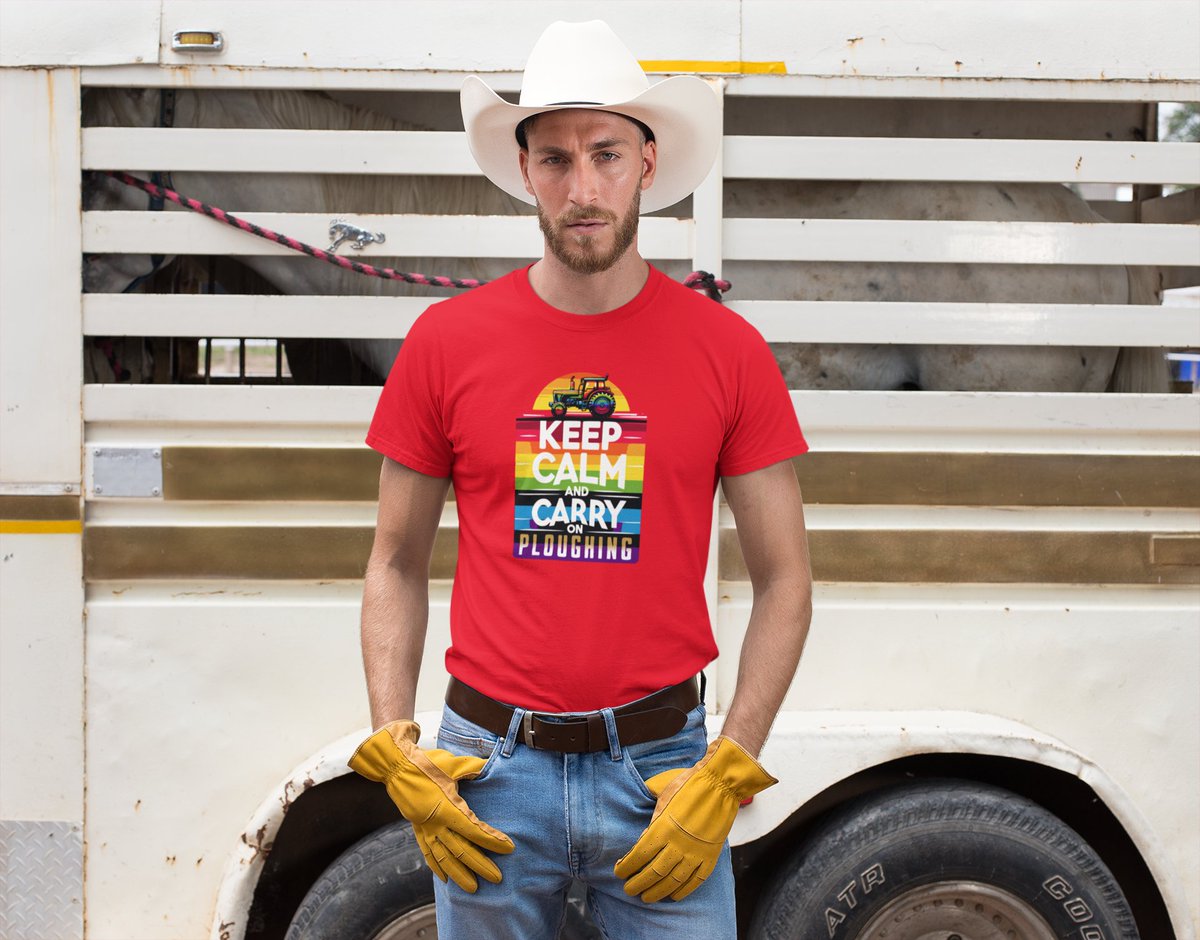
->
xmin=0 ymin=820 xmax=83 ymax=940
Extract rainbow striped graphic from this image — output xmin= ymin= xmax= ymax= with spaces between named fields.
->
xmin=513 ymin=372 xmax=646 ymax=564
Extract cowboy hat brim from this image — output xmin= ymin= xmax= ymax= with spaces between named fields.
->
xmin=461 ymin=73 xmax=721 ymax=215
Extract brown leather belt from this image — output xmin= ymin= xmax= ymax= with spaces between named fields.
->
xmin=445 ymin=675 xmax=700 ymax=753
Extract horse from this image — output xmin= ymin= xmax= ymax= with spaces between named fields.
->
xmin=82 ymin=86 xmax=1166 ymax=391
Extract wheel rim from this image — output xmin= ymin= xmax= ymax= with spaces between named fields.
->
xmin=372 ymin=902 xmax=438 ymax=940
xmin=856 ymin=881 xmax=1057 ymax=940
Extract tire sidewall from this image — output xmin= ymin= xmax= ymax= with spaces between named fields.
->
xmin=751 ymin=780 xmax=1137 ymax=940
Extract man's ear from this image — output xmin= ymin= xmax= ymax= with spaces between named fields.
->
xmin=518 ymin=148 xmax=536 ymax=198
xmin=639 ymin=139 xmax=658 ymax=192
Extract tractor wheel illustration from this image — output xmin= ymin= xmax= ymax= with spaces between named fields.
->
xmin=588 ymin=394 xmax=615 ymax=418
xmin=550 ymin=402 xmax=568 ymax=418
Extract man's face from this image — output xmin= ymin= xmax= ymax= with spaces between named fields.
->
xmin=518 ymin=109 xmax=657 ymax=275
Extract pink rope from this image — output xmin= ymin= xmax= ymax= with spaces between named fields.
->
xmin=105 ymin=171 xmax=732 ymax=298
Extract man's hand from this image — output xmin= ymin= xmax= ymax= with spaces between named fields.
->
xmin=614 ymin=735 xmax=777 ymax=902
xmin=348 ymin=719 xmax=514 ymax=892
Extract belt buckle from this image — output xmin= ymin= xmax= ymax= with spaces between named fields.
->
xmin=522 ymin=710 xmax=540 ymax=749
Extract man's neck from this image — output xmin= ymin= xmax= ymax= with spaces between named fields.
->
xmin=527 ymin=249 xmax=650 ymax=315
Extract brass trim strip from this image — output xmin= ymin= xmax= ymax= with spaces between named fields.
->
xmin=155 ymin=448 xmax=1198 ymax=508
xmin=84 ymin=524 xmax=1197 ymax=584
xmin=1151 ymin=534 xmax=1200 ymax=567
xmin=84 ymin=526 xmax=458 ymax=581
xmin=162 ymin=447 xmax=385 ymax=502
xmin=0 ymin=495 xmax=81 ymax=521
xmin=792 ymin=452 xmax=1200 ymax=508
xmin=720 ymin=529 xmax=1200 ymax=585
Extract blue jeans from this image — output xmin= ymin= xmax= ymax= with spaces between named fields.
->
xmin=431 ymin=679 xmax=736 ymax=939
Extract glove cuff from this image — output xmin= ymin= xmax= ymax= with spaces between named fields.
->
xmin=712 ymin=735 xmax=779 ymax=799
xmin=347 ymin=719 xmax=422 ymax=780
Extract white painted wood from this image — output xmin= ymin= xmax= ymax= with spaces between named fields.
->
xmin=83 ymin=294 xmax=427 ymax=339
xmin=82 ymin=294 xmax=1200 ymax=348
xmin=0 ymin=0 xmax=159 ymax=67
xmin=0 ymin=69 xmax=83 ymax=483
xmin=83 ymin=128 xmax=481 ymax=175
xmin=19 ymin=0 xmax=1188 ymax=87
xmin=728 ymin=300 xmax=1200 ymax=348
xmin=81 ymin=211 xmax=1196 ymax=267
xmin=724 ymin=136 xmax=1200 ymax=186
xmin=82 ymin=128 xmax=1200 ymax=186
xmin=722 ymin=218 xmax=1200 ymax=266
xmin=155 ymin=0 xmax=741 ymax=72
xmin=689 ymin=78 xmax=724 ymax=277
xmin=0 ymin=534 xmax=84 ymax=821
xmin=741 ymin=0 xmax=1200 ymax=82
xmin=78 ymin=64 xmax=1200 ymax=103
xmin=790 ymin=390 xmax=1200 ymax=455
xmin=81 ymin=211 xmax=693 ymax=259
xmin=720 ymin=505 xmax=1200 ymax=533
xmin=82 ymin=386 xmax=1200 ymax=455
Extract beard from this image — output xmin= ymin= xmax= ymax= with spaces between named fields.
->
xmin=537 ymin=185 xmax=641 ymax=275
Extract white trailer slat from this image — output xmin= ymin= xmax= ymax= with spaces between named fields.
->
xmin=82 ymin=128 xmax=480 ymax=176
xmin=82 ymin=127 xmax=1200 ymax=185
xmin=82 ymin=294 xmax=1200 ymax=348
xmin=80 ymin=211 xmax=692 ymax=259
xmin=722 ymin=218 xmax=1200 ymax=266
xmin=81 ymin=212 xmax=1197 ymax=266
xmin=722 ymin=137 xmax=1200 ymax=186
xmin=81 ymin=386 xmax=1200 ymax=455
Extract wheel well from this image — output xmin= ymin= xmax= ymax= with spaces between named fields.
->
xmin=243 ymin=772 xmax=399 ymax=939
xmin=732 ymin=753 xmax=1174 ymax=940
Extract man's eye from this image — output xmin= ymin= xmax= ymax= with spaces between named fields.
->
xmin=598 ymin=152 xmax=619 ymax=161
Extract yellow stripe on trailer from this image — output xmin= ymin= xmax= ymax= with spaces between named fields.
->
xmin=639 ymin=60 xmax=787 ymax=74
xmin=0 ymin=520 xmax=83 ymax=535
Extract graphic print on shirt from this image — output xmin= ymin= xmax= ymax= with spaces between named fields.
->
xmin=514 ymin=371 xmax=647 ymax=563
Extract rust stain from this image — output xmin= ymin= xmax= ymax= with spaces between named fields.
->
xmin=1075 ymin=156 xmax=1083 ymax=172
xmin=846 ymin=36 xmax=863 ymax=47
xmin=134 ymin=799 xmax=141 ymax=811
xmin=241 ymin=824 xmax=273 ymax=863
xmin=280 ymin=776 xmax=317 ymax=815
xmin=218 ymin=920 xmax=235 ymax=940
xmin=196 ymin=857 xmax=203 ymax=867
xmin=165 ymin=855 xmax=176 ymax=864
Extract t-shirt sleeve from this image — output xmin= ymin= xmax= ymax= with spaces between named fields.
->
xmin=717 ymin=321 xmax=809 ymax=476
xmin=365 ymin=309 xmax=454 ymax=477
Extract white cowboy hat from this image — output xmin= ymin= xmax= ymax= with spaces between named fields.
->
xmin=460 ymin=20 xmax=720 ymax=214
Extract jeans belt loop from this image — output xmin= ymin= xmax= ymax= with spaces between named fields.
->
xmin=600 ymin=706 xmax=622 ymax=761
xmin=522 ymin=709 xmax=538 ymax=750
xmin=504 ymin=705 xmax=528 ymax=758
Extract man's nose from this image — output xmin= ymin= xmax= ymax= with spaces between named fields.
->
xmin=566 ymin=160 xmax=600 ymax=206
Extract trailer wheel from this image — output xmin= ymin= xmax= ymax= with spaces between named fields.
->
xmin=748 ymin=778 xmax=1139 ymax=940
xmin=284 ymin=820 xmax=435 ymax=940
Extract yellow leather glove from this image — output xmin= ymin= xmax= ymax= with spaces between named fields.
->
xmin=614 ymin=735 xmax=777 ymax=902
xmin=348 ymin=719 xmax=514 ymax=893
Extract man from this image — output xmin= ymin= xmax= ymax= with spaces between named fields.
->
xmin=348 ymin=20 xmax=812 ymax=939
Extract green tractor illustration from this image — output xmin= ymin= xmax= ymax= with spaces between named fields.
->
xmin=548 ymin=375 xmax=616 ymax=418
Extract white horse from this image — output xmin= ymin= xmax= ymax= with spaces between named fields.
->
xmin=82 ymin=87 xmax=1166 ymax=391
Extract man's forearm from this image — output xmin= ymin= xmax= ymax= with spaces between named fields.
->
xmin=718 ymin=578 xmax=812 ymax=758
xmin=360 ymin=555 xmax=431 ymax=729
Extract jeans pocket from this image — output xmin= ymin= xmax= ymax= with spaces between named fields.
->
xmin=622 ymin=703 xmax=709 ymax=803
xmin=437 ymin=706 xmax=504 ymax=783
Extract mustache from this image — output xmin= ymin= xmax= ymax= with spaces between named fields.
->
xmin=556 ymin=206 xmax=619 ymax=225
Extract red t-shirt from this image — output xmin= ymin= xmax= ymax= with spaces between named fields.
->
xmin=367 ymin=263 xmax=807 ymax=711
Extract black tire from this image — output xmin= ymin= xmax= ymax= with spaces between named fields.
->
xmin=551 ymin=402 xmax=568 ymax=417
xmin=749 ymin=778 xmax=1139 ymax=940
xmin=285 ymin=820 xmax=602 ymax=939
xmin=285 ymin=821 xmax=435 ymax=940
